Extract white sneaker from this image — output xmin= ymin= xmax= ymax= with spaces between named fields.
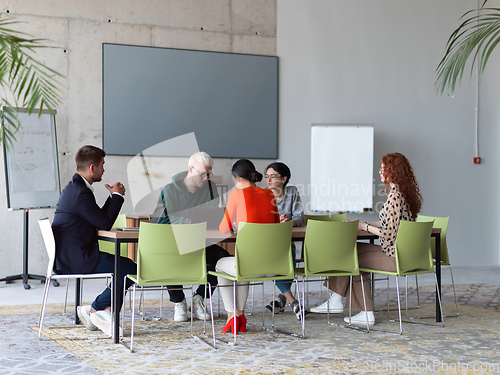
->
xmin=174 ymin=299 xmax=188 ymax=322
xmin=310 ymin=292 xmax=344 ymax=313
xmin=90 ymin=310 xmax=123 ymax=337
xmin=190 ymin=294 xmax=210 ymax=320
xmin=77 ymin=305 xmax=98 ymax=331
xmin=344 ymin=311 xmax=375 ymax=326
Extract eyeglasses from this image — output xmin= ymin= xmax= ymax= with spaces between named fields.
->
xmin=265 ymin=174 xmax=282 ymax=180
xmin=192 ymin=166 xmax=213 ymax=179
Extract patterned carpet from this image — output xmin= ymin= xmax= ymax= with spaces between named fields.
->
xmin=2 ymin=283 xmax=499 ymax=374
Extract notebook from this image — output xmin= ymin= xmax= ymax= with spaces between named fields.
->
xmin=190 ymin=207 xmax=225 ymax=230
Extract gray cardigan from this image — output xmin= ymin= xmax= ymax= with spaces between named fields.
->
xmin=276 ymin=185 xmax=305 ymax=227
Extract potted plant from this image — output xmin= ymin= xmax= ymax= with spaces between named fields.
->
xmin=436 ymin=0 xmax=499 ymax=95
xmin=0 ymin=12 xmax=63 ymax=147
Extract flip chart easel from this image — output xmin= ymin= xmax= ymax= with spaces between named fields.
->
xmin=1 ymin=108 xmax=60 ymax=289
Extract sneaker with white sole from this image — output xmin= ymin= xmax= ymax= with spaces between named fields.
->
xmin=190 ymin=294 xmax=210 ymax=320
xmin=310 ymin=292 xmax=344 ymax=313
xmin=344 ymin=311 xmax=375 ymax=326
xmin=90 ymin=310 xmax=123 ymax=337
xmin=77 ymin=305 xmax=98 ymax=331
xmin=290 ymin=299 xmax=309 ymax=320
xmin=266 ymin=294 xmax=286 ymax=314
xmin=174 ymin=299 xmax=189 ymax=322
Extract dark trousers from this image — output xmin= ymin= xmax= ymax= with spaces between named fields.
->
xmin=167 ymin=244 xmax=230 ymax=303
xmin=91 ymin=252 xmax=137 ymax=311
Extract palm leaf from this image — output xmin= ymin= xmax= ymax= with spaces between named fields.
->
xmin=436 ymin=2 xmax=500 ymax=96
xmin=0 ymin=13 xmax=64 ymax=148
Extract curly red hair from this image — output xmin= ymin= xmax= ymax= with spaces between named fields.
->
xmin=381 ymin=152 xmax=422 ymax=217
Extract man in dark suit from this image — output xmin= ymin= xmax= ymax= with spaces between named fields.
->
xmin=52 ymin=145 xmax=136 ymax=336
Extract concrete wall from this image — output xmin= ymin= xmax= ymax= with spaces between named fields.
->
xmin=0 ymin=0 xmax=277 ymax=279
xmin=277 ymin=0 xmax=500 ymax=266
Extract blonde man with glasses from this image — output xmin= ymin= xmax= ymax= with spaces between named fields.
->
xmin=151 ymin=152 xmax=230 ymax=322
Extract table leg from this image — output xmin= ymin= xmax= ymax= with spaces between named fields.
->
xmin=75 ymin=279 xmax=81 ymax=324
xmin=113 ymin=239 xmax=121 ymax=344
xmin=435 ymin=233 xmax=442 ymax=322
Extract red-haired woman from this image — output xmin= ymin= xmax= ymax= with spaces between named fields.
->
xmin=310 ymin=152 xmax=423 ymax=326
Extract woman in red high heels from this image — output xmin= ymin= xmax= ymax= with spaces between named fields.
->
xmin=217 ymin=159 xmax=280 ymax=333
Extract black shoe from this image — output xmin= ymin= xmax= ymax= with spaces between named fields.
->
xmin=290 ymin=300 xmax=309 ymax=321
xmin=266 ymin=294 xmax=287 ymax=314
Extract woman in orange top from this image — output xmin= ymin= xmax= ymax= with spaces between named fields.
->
xmin=216 ymin=159 xmax=279 ymax=333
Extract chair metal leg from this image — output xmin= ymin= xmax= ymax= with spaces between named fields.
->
xmin=415 ymin=274 xmax=421 ymax=308
xmin=261 ymin=282 xmax=265 ymax=328
xmin=190 ymin=286 xmax=194 ymax=337
xmin=38 ymin=276 xmax=51 ymax=338
xmin=386 ymin=277 xmax=390 ymax=318
xmin=217 ymin=286 xmax=221 ymax=317
xmin=159 ymin=286 xmax=164 ymax=320
xmin=208 ymin=283 xmax=217 ymax=347
xmin=298 ymin=278 xmax=305 ymax=337
xmin=405 ymin=276 xmax=409 ymax=318
xmin=63 ymin=279 xmax=70 ymax=316
xmin=327 ymin=278 xmax=332 ymax=325
xmin=271 ymin=283 xmax=276 ymax=329
xmin=395 ymin=277 xmax=403 ymax=335
xmin=318 ymin=276 xmax=323 ymax=304
xmin=359 ymin=274 xmax=370 ymax=332
xmin=448 ymin=266 xmax=459 ymax=317
xmin=249 ymin=283 xmax=255 ymax=316
xmin=232 ymin=280 xmax=237 ymax=345
xmin=433 ymin=274 xmax=445 ymax=327
xmin=341 ymin=276 xmax=352 ymax=327
xmin=121 ymin=281 xmax=127 ymax=340
xmin=130 ymin=284 xmax=137 ymax=352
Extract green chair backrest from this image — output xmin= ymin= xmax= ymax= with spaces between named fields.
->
xmin=234 ymin=222 xmax=294 ymax=282
xmin=303 ymin=220 xmax=359 ymax=276
xmin=395 ymin=220 xmax=434 ymax=275
xmin=98 ymin=214 xmax=128 ymax=257
xmin=304 ymin=213 xmax=347 ymax=225
xmin=136 ymin=222 xmax=207 ymax=286
xmin=417 ymin=215 xmax=450 ymax=265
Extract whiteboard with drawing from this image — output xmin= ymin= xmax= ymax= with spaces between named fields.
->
xmin=3 ymin=109 xmax=60 ymax=210
xmin=310 ymin=124 xmax=374 ymax=213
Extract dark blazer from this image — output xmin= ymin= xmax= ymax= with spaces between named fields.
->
xmin=52 ymin=173 xmax=124 ymax=273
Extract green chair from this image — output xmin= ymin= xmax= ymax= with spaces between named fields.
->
xmin=208 ymin=221 xmax=294 ymax=346
xmin=124 ymin=222 xmax=208 ymax=352
xmin=98 ymin=214 xmax=128 ymax=257
xmin=295 ymin=220 xmax=369 ymax=336
xmin=301 ymin=213 xmax=348 ymax=302
xmin=360 ymin=220 xmax=444 ymax=335
xmin=416 ymin=215 xmax=458 ymax=317
xmin=303 ymin=213 xmax=347 ymax=225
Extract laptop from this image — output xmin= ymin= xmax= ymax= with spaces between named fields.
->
xmin=190 ymin=207 xmax=226 ymax=230
xmin=116 ymin=227 xmax=140 ymax=232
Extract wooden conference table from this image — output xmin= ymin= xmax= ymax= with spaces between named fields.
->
xmin=97 ymin=226 xmax=442 ymax=344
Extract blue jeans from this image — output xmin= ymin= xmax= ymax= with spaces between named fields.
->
xmin=91 ymin=252 xmax=137 ymax=311
xmin=274 ymin=245 xmax=296 ymax=295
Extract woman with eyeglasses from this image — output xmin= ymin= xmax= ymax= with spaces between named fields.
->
xmin=217 ymin=159 xmax=280 ymax=334
xmin=311 ymin=152 xmax=423 ymax=327
xmin=263 ymin=162 xmax=306 ymax=320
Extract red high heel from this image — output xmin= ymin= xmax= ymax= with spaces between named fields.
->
xmin=237 ymin=314 xmax=247 ymax=333
xmin=222 ymin=317 xmax=240 ymax=334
